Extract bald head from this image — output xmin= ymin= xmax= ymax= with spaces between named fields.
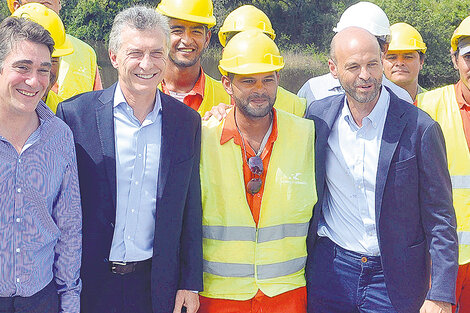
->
xmin=328 ymin=26 xmax=383 ymax=108
xmin=330 ymin=26 xmax=381 ymax=63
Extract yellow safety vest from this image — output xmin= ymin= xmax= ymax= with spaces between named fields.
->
xmin=197 ymin=74 xmax=231 ymax=117
xmin=275 ymin=87 xmax=307 ymax=117
xmin=56 ymin=34 xmax=97 ymax=100
xmin=45 ymin=90 xmax=63 ymax=113
xmin=200 ymin=109 xmax=317 ymax=300
xmin=417 ymin=85 xmax=470 ymax=264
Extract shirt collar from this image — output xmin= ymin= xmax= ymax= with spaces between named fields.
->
xmin=220 ymin=106 xmax=278 ymax=147
xmin=113 ymin=82 xmax=162 ymax=123
xmin=343 ymin=85 xmax=390 ymax=129
xmin=161 ymin=67 xmax=205 ymax=98
xmin=36 ymin=100 xmax=54 ymax=122
xmin=455 ymin=81 xmax=470 ymax=109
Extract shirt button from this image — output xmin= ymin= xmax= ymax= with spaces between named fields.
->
xmin=16 ymin=278 xmax=20 ymax=283
xmin=138 ymin=154 xmax=142 ymax=158
xmin=17 ymin=187 xmax=21 ymax=193
xmin=127 ymin=236 xmax=131 ymax=240
xmin=16 ymin=218 xmax=21 ymax=223
xmin=131 ymin=209 xmax=135 ymax=213
xmin=18 ymin=159 xmax=22 ymax=163
xmin=134 ymin=181 xmax=139 ymax=185
xmin=16 ymin=248 xmax=20 ymax=253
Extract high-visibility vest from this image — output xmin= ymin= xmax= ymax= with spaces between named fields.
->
xmin=417 ymin=85 xmax=470 ymax=264
xmin=275 ymin=87 xmax=307 ymax=117
xmin=200 ymin=109 xmax=317 ymax=300
xmin=197 ymin=74 xmax=231 ymax=117
xmin=45 ymin=90 xmax=63 ymax=113
xmin=56 ymin=34 xmax=97 ymax=100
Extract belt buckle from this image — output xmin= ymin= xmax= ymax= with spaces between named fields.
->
xmin=111 ymin=261 xmax=127 ymax=275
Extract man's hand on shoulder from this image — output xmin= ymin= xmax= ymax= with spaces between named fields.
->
xmin=173 ymin=289 xmax=199 ymax=313
xmin=202 ymin=103 xmax=231 ymax=121
xmin=420 ymin=300 xmax=451 ymax=313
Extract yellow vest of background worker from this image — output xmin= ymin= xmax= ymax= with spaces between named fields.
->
xmin=200 ymin=109 xmax=316 ymax=300
xmin=417 ymin=85 xmax=470 ymax=264
xmin=45 ymin=90 xmax=63 ymax=113
xmin=56 ymin=34 xmax=97 ymax=99
xmin=276 ymin=87 xmax=306 ymax=117
xmin=198 ymin=74 xmax=231 ymax=117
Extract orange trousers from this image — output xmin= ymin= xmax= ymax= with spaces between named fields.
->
xmin=199 ymin=287 xmax=306 ymax=313
xmin=453 ymin=263 xmax=470 ymax=313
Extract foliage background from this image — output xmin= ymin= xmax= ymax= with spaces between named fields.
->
xmin=0 ymin=0 xmax=469 ymax=88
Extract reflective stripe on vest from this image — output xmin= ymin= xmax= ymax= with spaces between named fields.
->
xmin=203 ymin=225 xmax=256 ymax=241
xmin=417 ymin=85 xmax=470 ymax=264
xmin=451 ymin=175 xmax=470 ymax=189
xmin=458 ymin=231 xmax=470 ymax=245
xmin=204 ymin=256 xmax=307 ymax=280
xmin=202 ymin=222 xmax=309 ymax=243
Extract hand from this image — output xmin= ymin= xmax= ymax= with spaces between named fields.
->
xmin=202 ymin=102 xmax=232 ymax=121
xmin=173 ymin=289 xmax=199 ymax=313
xmin=419 ymin=300 xmax=452 ymax=313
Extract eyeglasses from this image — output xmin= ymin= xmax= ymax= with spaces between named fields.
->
xmin=247 ymin=156 xmax=263 ymax=194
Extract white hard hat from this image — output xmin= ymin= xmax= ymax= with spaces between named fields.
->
xmin=334 ymin=1 xmax=391 ymax=43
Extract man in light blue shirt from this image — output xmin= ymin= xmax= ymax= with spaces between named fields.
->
xmin=0 ymin=17 xmax=81 ymax=313
xmin=57 ymin=6 xmax=203 ymax=313
xmin=305 ymin=27 xmax=457 ymax=313
xmin=110 ymin=83 xmax=162 ymax=262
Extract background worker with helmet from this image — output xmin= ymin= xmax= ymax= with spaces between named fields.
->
xmin=416 ymin=16 xmax=470 ymax=313
xmin=156 ymin=0 xmax=230 ymax=116
xmin=297 ymin=1 xmax=413 ymax=105
xmin=199 ymin=29 xmax=316 ymax=313
xmin=11 ymin=3 xmax=73 ymax=113
xmin=216 ymin=4 xmax=306 ymax=117
xmin=384 ymin=23 xmax=427 ymax=101
xmin=8 ymin=0 xmax=102 ymax=100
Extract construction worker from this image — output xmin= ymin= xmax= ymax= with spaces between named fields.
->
xmin=12 ymin=3 xmax=74 ymax=113
xmin=199 ymin=29 xmax=316 ymax=313
xmin=217 ymin=5 xmax=306 ymax=117
xmin=8 ymin=0 xmax=102 ymax=100
xmin=156 ymin=0 xmax=230 ymax=116
xmin=416 ymin=16 xmax=470 ymax=313
xmin=384 ymin=23 xmax=427 ymax=101
xmin=297 ymin=1 xmax=413 ymax=105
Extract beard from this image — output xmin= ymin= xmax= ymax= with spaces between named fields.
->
xmin=341 ymin=76 xmax=382 ymax=104
xmin=169 ymin=50 xmax=202 ymax=68
xmin=233 ymin=93 xmax=276 ymax=119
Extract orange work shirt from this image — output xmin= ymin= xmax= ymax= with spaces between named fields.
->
xmin=455 ymin=81 xmax=470 ymax=152
xmin=161 ymin=70 xmax=205 ymax=112
xmin=199 ymin=107 xmax=306 ymax=313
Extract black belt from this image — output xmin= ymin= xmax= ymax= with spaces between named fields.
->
xmin=110 ymin=258 xmax=152 ymax=275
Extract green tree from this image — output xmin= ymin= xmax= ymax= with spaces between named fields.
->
xmin=374 ymin=0 xmax=470 ymax=88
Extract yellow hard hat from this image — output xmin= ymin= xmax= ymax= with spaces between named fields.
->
xmin=7 ymin=0 xmax=15 ymax=13
xmin=388 ymin=23 xmax=427 ymax=54
xmin=451 ymin=16 xmax=470 ymax=52
xmin=219 ymin=29 xmax=284 ymax=76
xmin=12 ymin=3 xmax=73 ymax=57
xmin=218 ymin=5 xmax=275 ymax=47
xmin=156 ymin=0 xmax=216 ymax=28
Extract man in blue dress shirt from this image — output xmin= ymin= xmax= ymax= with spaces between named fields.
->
xmin=0 ymin=17 xmax=82 ymax=313
xmin=57 ymin=6 xmax=203 ymax=313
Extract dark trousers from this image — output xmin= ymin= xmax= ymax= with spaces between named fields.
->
xmin=81 ymin=260 xmax=152 ymax=313
xmin=0 ymin=281 xmax=58 ymax=313
xmin=307 ymin=236 xmax=397 ymax=313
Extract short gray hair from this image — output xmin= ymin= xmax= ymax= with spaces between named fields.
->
xmin=108 ymin=6 xmax=170 ymax=54
xmin=0 ymin=17 xmax=54 ymax=69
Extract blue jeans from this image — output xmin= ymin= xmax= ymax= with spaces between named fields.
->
xmin=307 ymin=237 xmax=397 ymax=313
